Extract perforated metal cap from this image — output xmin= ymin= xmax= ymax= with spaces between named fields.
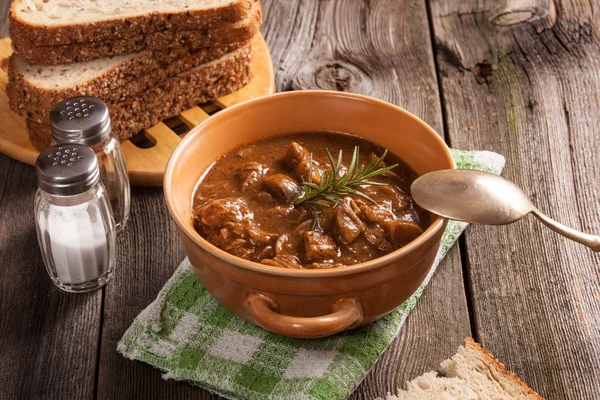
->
xmin=36 ymin=145 xmax=99 ymax=196
xmin=50 ymin=96 xmax=111 ymax=146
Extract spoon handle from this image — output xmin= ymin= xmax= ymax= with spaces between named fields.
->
xmin=532 ymin=210 xmax=600 ymax=252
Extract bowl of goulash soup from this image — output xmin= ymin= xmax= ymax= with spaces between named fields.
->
xmin=164 ymin=91 xmax=454 ymax=338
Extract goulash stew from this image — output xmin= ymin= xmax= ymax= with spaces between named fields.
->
xmin=192 ymin=132 xmax=429 ymax=269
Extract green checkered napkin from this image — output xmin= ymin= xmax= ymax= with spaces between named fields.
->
xmin=119 ymin=150 xmax=505 ymax=400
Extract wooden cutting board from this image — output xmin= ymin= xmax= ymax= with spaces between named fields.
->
xmin=0 ymin=34 xmax=275 ymax=186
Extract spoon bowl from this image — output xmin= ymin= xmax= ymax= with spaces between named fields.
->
xmin=410 ymin=169 xmax=600 ymax=252
xmin=411 ymin=169 xmax=534 ymax=225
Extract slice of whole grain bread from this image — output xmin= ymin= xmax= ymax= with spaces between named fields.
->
xmin=382 ymin=338 xmax=543 ymax=400
xmin=11 ymin=0 xmax=261 ymax=66
xmin=10 ymin=0 xmax=254 ymax=47
xmin=7 ymin=40 xmax=247 ymax=123
xmin=26 ymin=43 xmax=253 ymax=149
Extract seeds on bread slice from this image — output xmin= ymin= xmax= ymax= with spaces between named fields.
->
xmin=12 ymin=0 xmax=262 ymax=66
xmin=26 ymin=43 xmax=253 ymax=148
xmin=7 ymin=40 xmax=248 ymax=123
xmin=383 ymin=338 xmax=543 ymax=400
xmin=10 ymin=0 xmax=254 ymax=47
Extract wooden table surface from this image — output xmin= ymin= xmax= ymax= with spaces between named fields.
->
xmin=1 ymin=0 xmax=599 ymax=399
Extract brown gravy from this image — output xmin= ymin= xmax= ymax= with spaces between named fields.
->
xmin=192 ymin=132 xmax=429 ymax=269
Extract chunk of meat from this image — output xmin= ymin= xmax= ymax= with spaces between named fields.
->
xmin=275 ymin=233 xmax=304 ymax=259
xmin=223 ymin=238 xmax=247 ymax=252
xmin=287 ymin=207 xmax=308 ymax=223
xmin=267 ymin=205 xmax=295 ymax=219
xmin=304 ymin=231 xmax=339 ymax=262
xmin=364 ymin=227 xmax=394 ymax=253
xmin=293 ymin=219 xmax=313 ymax=236
xmin=384 ymin=220 xmax=424 ymax=247
xmin=246 ymin=226 xmax=279 ymax=245
xmin=237 ymin=162 xmax=267 ymax=191
xmin=256 ymin=191 xmax=275 ymax=204
xmin=275 ymin=234 xmax=291 ymax=255
xmin=223 ymin=221 xmax=247 ymax=235
xmin=261 ymin=254 xmax=303 ymax=269
xmin=247 ymin=226 xmax=279 ymax=246
xmin=259 ymin=246 xmax=275 ymax=259
xmin=359 ymin=203 xmax=395 ymax=223
xmin=284 ymin=142 xmax=322 ymax=184
xmin=206 ymin=219 xmax=278 ymax=262
xmin=195 ymin=198 xmax=253 ymax=227
xmin=335 ymin=197 xmax=365 ymax=245
xmin=362 ymin=185 xmax=409 ymax=214
xmin=262 ymin=174 xmax=300 ymax=201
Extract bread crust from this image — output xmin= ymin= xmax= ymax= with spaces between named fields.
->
xmin=9 ymin=0 xmax=255 ymax=47
xmin=7 ymin=40 xmax=248 ymax=123
xmin=26 ymin=44 xmax=253 ymax=148
xmin=464 ymin=338 xmax=544 ymax=399
xmin=26 ymin=119 xmax=52 ymax=150
xmin=11 ymin=1 xmax=261 ymax=66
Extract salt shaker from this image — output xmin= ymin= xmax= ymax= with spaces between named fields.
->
xmin=34 ymin=144 xmax=116 ymax=293
xmin=50 ymin=96 xmax=130 ymax=233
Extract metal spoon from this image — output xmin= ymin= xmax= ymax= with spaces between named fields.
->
xmin=410 ymin=169 xmax=600 ymax=252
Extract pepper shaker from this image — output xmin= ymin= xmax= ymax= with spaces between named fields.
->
xmin=50 ymin=96 xmax=130 ymax=233
xmin=34 ymin=145 xmax=116 ymax=293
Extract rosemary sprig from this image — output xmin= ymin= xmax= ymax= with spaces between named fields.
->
xmin=293 ymin=146 xmax=398 ymax=216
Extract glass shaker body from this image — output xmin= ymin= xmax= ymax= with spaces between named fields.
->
xmin=34 ymin=184 xmax=117 ymax=293
xmin=90 ymin=135 xmax=130 ymax=232
xmin=49 ymin=96 xmax=130 ymax=233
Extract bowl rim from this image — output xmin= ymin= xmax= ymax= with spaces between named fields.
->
xmin=164 ymin=90 xmax=454 ymax=278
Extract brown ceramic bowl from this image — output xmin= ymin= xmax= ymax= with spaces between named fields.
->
xmin=164 ymin=91 xmax=454 ymax=338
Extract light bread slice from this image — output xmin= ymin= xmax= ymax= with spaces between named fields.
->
xmin=10 ymin=0 xmax=253 ymax=47
xmin=383 ymin=338 xmax=543 ymax=400
xmin=11 ymin=0 xmax=261 ymax=66
xmin=26 ymin=43 xmax=253 ymax=148
xmin=7 ymin=40 xmax=247 ymax=123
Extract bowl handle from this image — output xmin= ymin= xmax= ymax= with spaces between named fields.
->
xmin=246 ymin=293 xmax=363 ymax=338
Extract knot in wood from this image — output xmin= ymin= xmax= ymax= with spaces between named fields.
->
xmin=473 ymin=62 xmax=496 ymax=83
xmin=491 ymin=10 xmax=534 ymax=26
xmin=489 ymin=0 xmax=555 ymax=27
xmin=292 ymin=60 xmax=373 ymax=95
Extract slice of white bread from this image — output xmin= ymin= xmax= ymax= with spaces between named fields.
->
xmin=382 ymin=338 xmax=543 ymax=400
xmin=7 ymin=40 xmax=247 ymax=123
xmin=11 ymin=0 xmax=261 ymax=66
xmin=10 ymin=0 xmax=254 ymax=47
xmin=25 ymin=43 xmax=253 ymax=149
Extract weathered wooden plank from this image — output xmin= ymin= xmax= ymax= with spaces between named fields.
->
xmin=430 ymin=0 xmax=600 ymax=398
xmin=95 ymin=187 xmax=210 ymax=399
xmin=351 ymin=250 xmax=468 ymax=399
xmin=0 ymin=0 xmax=8 ymax=38
xmin=0 ymin=155 xmax=102 ymax=400
xmin=0 ymin=10 xmax=103 ymax=398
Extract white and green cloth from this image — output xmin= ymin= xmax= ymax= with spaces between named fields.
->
xmin=118 ymin=150 xmax=505 ymax=400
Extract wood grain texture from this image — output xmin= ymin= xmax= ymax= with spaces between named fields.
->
xmin=0 ymin=0 xmax=8 ymax=38
xmin=95 ymin=186 xmax=205 ymax=399
xmin=350 ymin=249 xmax=469 ymax=399
xmin=0 ymin=156 xmax=102 ymax=400
xmin=430 ymin=0 xmax=600 ymax=398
